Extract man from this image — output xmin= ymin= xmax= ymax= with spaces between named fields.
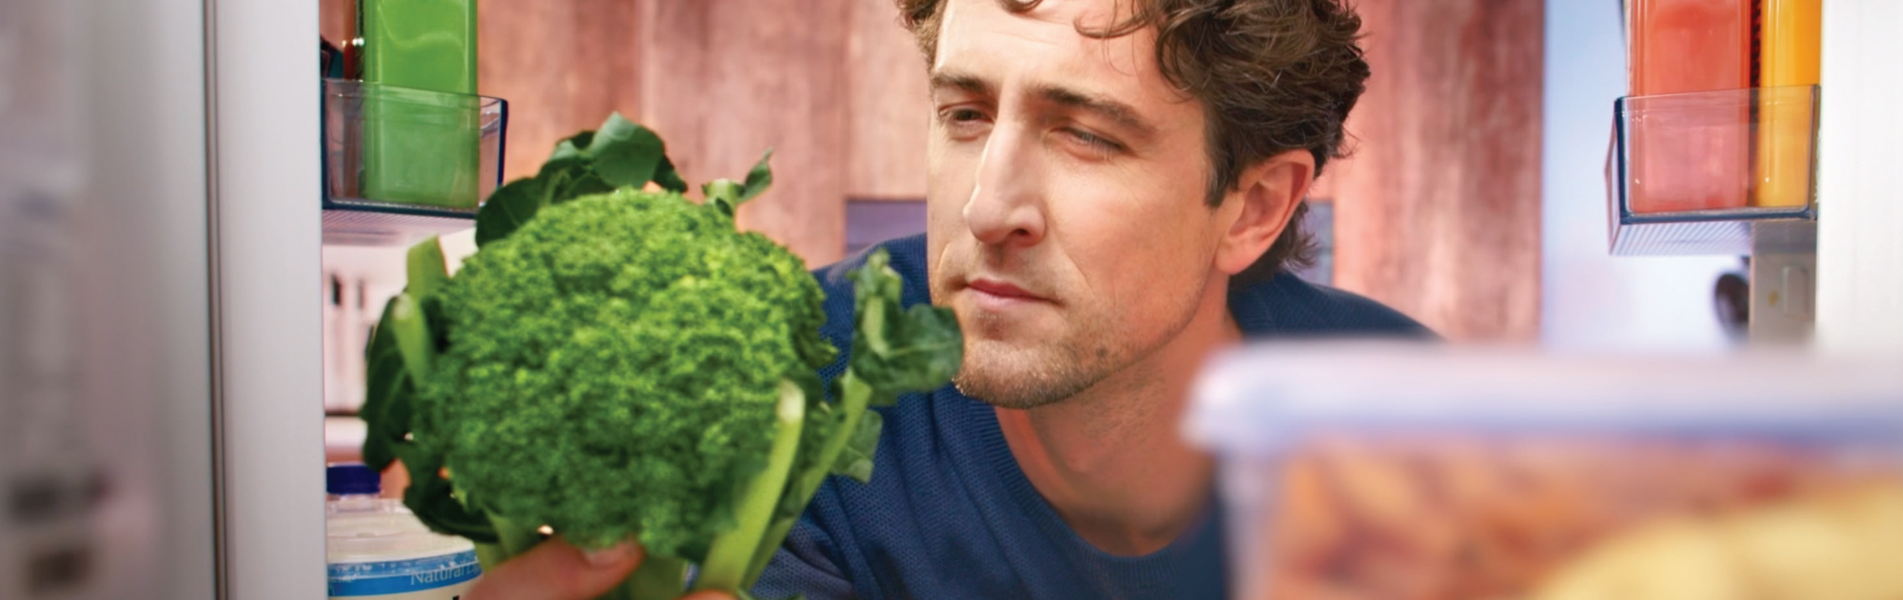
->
xmin=471 ymin=0 xmax=1426 ymax=598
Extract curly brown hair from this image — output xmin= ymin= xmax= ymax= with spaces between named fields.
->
xmin=897 ymin=0 xmax=1369 ymax=282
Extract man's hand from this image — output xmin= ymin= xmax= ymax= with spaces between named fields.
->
xmin=467 ymin=536 xmax=733 ymax=600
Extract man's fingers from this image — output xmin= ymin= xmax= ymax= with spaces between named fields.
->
xmin=466 ymin=537 xmax=644 ymax=600
xmin=580 ymin=540 xmax=641 ymax=568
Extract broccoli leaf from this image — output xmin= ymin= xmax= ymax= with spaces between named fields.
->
xmin=739 ymin=149 xmax=774 ymax=202
xmin=704 ymin=180 xmax=743 ymax=218
xmin=862 ymin=304 xmax=962 ymax=399
xmin=359 ymin=300 xmax=413 ymax=472
xmin=391 ymin=441 xmax=498 ymax=543
xmin=545 ymin=167 xmax=616 ymax=208
xmin=704 ymin=149 xmax=774 ymax=218
xmin=405 ymin=237 xmax=450 ymax=298
xmin=796 ymin=326 xmax=840 ymax=372
xmin=654 ymin=155 xmax=689 ymax=193
xmin=387 ymin=294 xmax=434 ymax=380
xmin=588 ymin=113 xmax=667 ymax=188
xmin=548 ymin=130 xmax=594 ymax=164
xmin=419 ymin=293 xmax=451 ymax=355
xmin=474 ymin=177 xmax=545 ymax=248
xmin=848 ymin=249 xmax=963 ymax=399
xmin=830 ymin=410 xmax=881 ymax=484
xmin=474 ymin=113 xmax=682 ymax=247
xmin=362 ymin=291 xmax=493 ymax=543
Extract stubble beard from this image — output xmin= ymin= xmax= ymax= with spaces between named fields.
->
xmin=951 ymin=285 xmax=1205 ymax=410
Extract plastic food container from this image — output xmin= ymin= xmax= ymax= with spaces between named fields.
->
xmin=326 ymin=464 xmax=482 ymax=599
xmin=327 ymin=527 xmax=482 ymax=600
xmin=1185 ymin=344 xmax=1903 ymax=600
xmin=322 ymin=78 xmax=507 ymax=212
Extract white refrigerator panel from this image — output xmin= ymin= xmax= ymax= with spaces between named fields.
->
xmin=207 ymin=0 xmax=327 ymax=596
xmin=1818 ymin=0 xmax=1903 ymax=350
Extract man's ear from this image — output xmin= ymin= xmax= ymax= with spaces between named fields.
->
xmin=1215 ymin=150 xmax=1315 ymax=276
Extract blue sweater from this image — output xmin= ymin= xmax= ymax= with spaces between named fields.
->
xmin=753 ymin=235 xmax=1431 ymax=600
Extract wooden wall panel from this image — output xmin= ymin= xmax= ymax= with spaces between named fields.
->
xmin=479 ymin=0 xmax=644 ymax=182
xmin=322 ymin=0 xmax=867 ymax=263
xmin=636 ymin=0 xmax=851 ymax=265
xmin=1328 ymin=0 xmax=1544 ymax=341
xmin=320 ymin=0 xmax=351 ymax=50
xmin=326 ymin=0 xmax=646 ymax=182
xmin=335 ymin=0 xmax=1544 ymax=296
xmin=848 ymin=0 xmax=932 ymax=200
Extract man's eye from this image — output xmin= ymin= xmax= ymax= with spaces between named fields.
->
xmin=937 ymin=107 xmax=992 ymax=140
xmin=1063 ymin=128 xmax=1122 ymax=154
xmin=943 ymin=108 xmax=989 ymax=123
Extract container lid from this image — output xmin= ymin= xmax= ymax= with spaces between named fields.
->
xmin=327 ymin=463 xmax=381 ymax=496
xmin=327 ymin=515 xmax=476 ymax=563
xmin=1184 ymin=342 xmax=1903 ymax=457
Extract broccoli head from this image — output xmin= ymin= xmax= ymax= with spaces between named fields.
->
xmin=360 ymin=114 xmax=960 ymax=599
xmin=414 ymin=189 xmax=832 ymax=559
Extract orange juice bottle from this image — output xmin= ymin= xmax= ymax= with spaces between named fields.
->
xmin=1753 ymin=0 xmax=1822 ymax=208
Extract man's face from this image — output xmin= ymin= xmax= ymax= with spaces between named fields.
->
xmin=926 ymin=0 xmax=1231 ymax=409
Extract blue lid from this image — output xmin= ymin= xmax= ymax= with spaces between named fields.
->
xmin=327 ymin=463 xmax=381 ymax=496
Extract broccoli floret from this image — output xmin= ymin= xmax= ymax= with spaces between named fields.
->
xmin=416 ymin=189 xmax=830 ymax=559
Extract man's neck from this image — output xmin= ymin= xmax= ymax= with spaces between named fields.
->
xmin=993 ymin=278 xmax=1239 ymax=556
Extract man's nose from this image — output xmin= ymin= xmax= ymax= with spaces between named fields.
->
xmin=963 ymin=123 xmax=1046 ymax=248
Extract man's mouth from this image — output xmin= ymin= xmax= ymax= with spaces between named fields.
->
xmin=964 ymin=277 xmax=1050 ymax=306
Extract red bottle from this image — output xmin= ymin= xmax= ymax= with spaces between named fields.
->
xmin=1624 ymin=0 xmax=1754 ymax=214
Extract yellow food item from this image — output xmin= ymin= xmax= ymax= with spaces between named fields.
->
xmin=1532 ymin=518 xmax=1748 ymax=600
xmin=1530 ymin=482 xmax=1903 ymax=600
xmin=1256 ymin=434 xmax=1901 ymax=600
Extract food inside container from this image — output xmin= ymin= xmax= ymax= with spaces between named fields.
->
xmin=1186 ymin=344 xmax=1903 ymax=600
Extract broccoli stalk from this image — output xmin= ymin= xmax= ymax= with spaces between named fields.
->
xmin=623 ymin=555 xmax=690 ymax=599
xmin=694 ymin=380 xmax=806 ymax=593
xmin=485 ymin=509 xmax=692 ymax=600
xmin=489 ymin=513 xmax=545 ymax=559
xmin=739 ymin=371 xmax=874 ymax=584
xmin=740 ymin=249 xmax=964 ymax=585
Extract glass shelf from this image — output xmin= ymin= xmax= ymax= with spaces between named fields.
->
xmin=320 ymin=79 xmax=507 ymax=246
xmin=1606 ymin=85 xmax=1818 ymax=256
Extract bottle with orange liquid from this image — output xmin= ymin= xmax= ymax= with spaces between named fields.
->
xmin=1754 ymin=0 xmax=1822 ymax=208
xmin=1624 ymin=0 xmax=1754 ymax=214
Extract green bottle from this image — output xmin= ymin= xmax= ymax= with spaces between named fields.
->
xmin=359 ymin=0 xmax=479 ymax=209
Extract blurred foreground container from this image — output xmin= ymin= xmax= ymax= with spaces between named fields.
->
xmin=1188 ymin=344 xmax=1903 ymax=600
